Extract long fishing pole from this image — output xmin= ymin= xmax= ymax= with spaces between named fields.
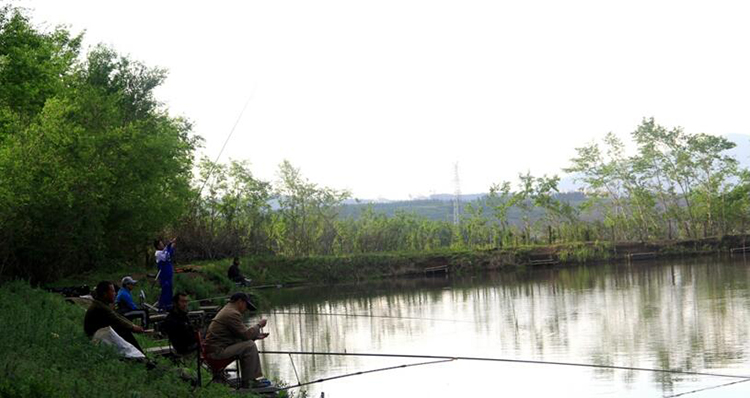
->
xmin=665 ymin=378 xmax=750 ymax=397
xmin=270 ymin=310 xmax=473 ymax=324
xmin=189 ymin=294 xmax=232 ymax=303
xmin=273 ymin=358 xmax=455 ymax=392
xmin=185 ymin=297 xmax=472 ymax=324
xmin=259 ymin=350 xmax=750 ymax=380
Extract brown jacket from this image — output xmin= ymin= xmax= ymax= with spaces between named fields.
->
xmin=204 ymin=303 xmax=260 ymax=354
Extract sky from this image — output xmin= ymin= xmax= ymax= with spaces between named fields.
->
xmin=15 ymin=0 xmax=750 ymax=200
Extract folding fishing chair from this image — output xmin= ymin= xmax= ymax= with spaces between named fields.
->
xmin=195 ymin=331 xmax=242 ymax=389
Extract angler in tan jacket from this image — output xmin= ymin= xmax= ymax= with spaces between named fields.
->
xmin=205 ymin=292 xmax=269 ymax=388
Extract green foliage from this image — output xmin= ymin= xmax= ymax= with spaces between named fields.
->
xmin=568 ymin=118 xmax=749 ymax=242
xmin=0 ymin=6 xmax=80 ymax=127
xmin=273 ymin=160 xmax=351 ymax=256
xmin=178 ymin=158 xmax=273 ymax=260
xmin=0 ymin=8 xmax=199 ymax=282
xmin=3 ymin=5 xmax=749 ymax=283
xmin=557 ymin=242 xmax=611 ymax=263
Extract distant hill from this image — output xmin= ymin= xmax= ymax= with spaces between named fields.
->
xmin=340 ymin=134 xmax=750 ymax=222
xmin=339 ymin=192 xmax=588 ymax=223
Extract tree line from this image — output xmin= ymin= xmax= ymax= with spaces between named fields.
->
xmin=2 ymin=6 xmax=749 ymax=282
xmin=0 ymin=7 xmax=198 ymax=281
xmin=181 ymin=117 xmax=750 ymax=259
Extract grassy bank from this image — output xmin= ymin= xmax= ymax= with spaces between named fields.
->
xmin=10 ymin=236 xmax=746 ymax=397
xmin=214 ymin=234 xmax=750 ymax=286
xmin=46 ymin=235 xmax=750 ymax=309
xmin=0 ymin=281 xmax=252 ymax=398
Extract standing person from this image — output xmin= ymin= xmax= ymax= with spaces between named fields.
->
xmin=204 ymin=292 xmax=270 ymax=389
xmin=84 ymin=281 xmax=145 ymax=353
xmin=162 ymin=292 xmax=198 ymax=356
xmin=115 ymin=276 xmax=149 ymax=329
xmin=154 ymin=237 xmax=176 ymax=311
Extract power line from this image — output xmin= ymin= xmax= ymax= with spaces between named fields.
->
xmin=453 ymin=161 xmax=461 ymax=226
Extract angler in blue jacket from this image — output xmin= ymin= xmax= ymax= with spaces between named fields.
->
xmin=115 ymin=276 xmax=149 ymax=328
xmin=154 ymin=237 xmax=177 ymax=311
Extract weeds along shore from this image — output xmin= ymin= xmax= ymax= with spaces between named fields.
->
xmin=47 ymin=234 xmax=750 ymax=308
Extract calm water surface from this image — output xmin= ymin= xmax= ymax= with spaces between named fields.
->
xmin=252 ymin=257 xmax=750 ymax=397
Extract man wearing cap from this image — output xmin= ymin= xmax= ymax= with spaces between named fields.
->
xmin=204 ymin=292 xmax=270 ymax=389
xmin=115 ymin=276 xmax=149 ymax=329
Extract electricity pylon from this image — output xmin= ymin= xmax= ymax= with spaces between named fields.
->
xmin=453 ymin=162 xmax=461 ymax=226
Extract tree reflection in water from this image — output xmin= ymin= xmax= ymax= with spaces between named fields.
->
xmin=255 ymin=257 xmax=750 ymax=397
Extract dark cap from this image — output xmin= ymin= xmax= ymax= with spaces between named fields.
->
xmin=230 ymin=292 xmax=253 ymax=307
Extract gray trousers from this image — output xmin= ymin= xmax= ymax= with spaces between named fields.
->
xmin=121 ymin=310 xmax=149 ymax=329
xmin=211 ymin=340 xmax=262 ymax=386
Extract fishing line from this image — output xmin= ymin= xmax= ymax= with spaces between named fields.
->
xmin=273 ymin=358 xmax=455 ymax=392
xmin=193 ymin=84 xmax=258 ymax=207
xmin=664 ymin=378 xmax=750 ymax=397
xmin=260 ymin=350 xmax=750 ymax=380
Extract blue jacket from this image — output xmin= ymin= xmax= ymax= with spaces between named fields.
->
xmin=116 ymin=288 xmax=138 ymax=312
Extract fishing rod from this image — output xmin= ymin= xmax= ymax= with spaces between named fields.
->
xmin=665 ymin=378 xmax=750 ymax=397
xmin=188 ymin=294 xmax=232 ymax=303
xmin=185 ymin=296 xmax=471 ymax=324
xmin=270 ymin=309 xmax=474 ymax=324
xmin=259 ymin=350 xmax=750 ymax=380
xmin=274 ymin=358 xmax=455 ymax=392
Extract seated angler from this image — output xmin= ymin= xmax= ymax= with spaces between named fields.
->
xmin=115 ymin=276 xmax=149 ymax=329
xmin=205 ymin=292 xmax=270 ymax=389
xmin=227 ymin=257 xmax=252 ymax=286
xmin=84 ymin=281 xmax=145 ymax=353
xmin=163 ymin=292 xmax=198 ymax=356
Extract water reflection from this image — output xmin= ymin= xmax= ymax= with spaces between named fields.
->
xmin=254 ymin=257 xmax=750 ymax=397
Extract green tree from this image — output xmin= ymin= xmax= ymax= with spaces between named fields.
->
xmin=0 ymin=8 xmax=199 ymax=281
xmin=274 ymin=160 xmax=350 ymax=256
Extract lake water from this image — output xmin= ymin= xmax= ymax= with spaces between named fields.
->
xmin=254 ymin=256 xmax=750 ymax=397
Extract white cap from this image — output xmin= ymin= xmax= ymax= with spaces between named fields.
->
xmin=121 ymin=276 xmax=137 ymax=286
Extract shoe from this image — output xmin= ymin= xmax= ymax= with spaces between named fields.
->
xmin=251 ymin=378 xmax=272 ymax=388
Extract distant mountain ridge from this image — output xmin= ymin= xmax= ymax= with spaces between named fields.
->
xmin=342 ymin=133 xmax=750 ymax=221
xmin=340 ymin=192 xmax=588 ymax=222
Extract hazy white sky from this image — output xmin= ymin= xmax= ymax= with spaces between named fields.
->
xmin=17 ymin=0 xmax=750 ymax=199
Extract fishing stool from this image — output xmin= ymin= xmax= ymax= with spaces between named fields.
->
xmin=195 ymin=331 xmax=242 ymax=389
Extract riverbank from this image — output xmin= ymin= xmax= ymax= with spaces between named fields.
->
xmin=7 ymin=235 xmax=749 ymax=396
xmin=0 ymin=281 xmax=256 ymax=398
xmin=215 ymin=233 xmax=750 ymax=286
xmin=46 ymin=235 xmax=750 ymax=309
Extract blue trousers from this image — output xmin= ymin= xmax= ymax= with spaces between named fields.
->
xmin=159 ymin=279 xmax=173 ymax=310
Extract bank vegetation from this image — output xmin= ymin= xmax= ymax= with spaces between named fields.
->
xmin=1 ymin=5 xmax=749 ymax=285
